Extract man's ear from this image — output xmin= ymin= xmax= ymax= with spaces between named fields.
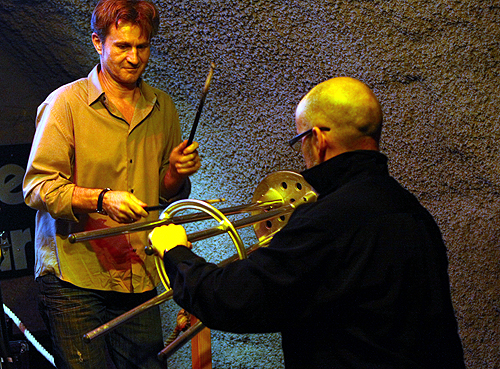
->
xmin=92 ymin=33 xmax=103 ymax=55
xmin=312 ymin=126 xmax=328 ymax=162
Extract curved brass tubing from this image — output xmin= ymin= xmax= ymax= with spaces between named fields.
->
xmin=82 ymin=171 xmax=317 ymax=355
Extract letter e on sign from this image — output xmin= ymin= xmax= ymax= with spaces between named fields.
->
xmin=0 ymin=164 xmax=25 ymax=205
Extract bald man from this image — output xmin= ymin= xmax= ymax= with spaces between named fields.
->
xmin=149 ymin=77 xmax=465 ymax=368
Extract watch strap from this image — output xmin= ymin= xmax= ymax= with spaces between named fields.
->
xmin=96 ymin=188 xmax=112 ymax=215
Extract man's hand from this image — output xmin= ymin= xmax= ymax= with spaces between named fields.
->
xmin=149 ymin=224 xmax=189 ymax=255
xmin=102 ymin=190 xmax=148 ymax=223
xmin=169 ymin=140 xmax=201 ymax=177
xmin=72 ymin=186 xmax=148 ymax=223
xmin=162 ymin=140 xmax=201 ymax=199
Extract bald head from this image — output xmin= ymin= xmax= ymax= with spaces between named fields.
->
xmin=295 ymin=77 xmax=383 ymax=162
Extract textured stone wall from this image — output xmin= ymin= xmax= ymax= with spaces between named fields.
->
xmin=0 ymin=1 xmax=498 ymax=368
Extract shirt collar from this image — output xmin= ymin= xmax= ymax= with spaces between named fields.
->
xmin=86 ymin=64 xmax=158 ymax=108
xmin=301 ymin=150 xmax=389 ymax=195
xmin=87 ymin=65 xmax=104 ymax=105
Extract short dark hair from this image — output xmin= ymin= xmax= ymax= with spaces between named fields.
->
xmin=91 ymin=0 xmax=160 ymax=41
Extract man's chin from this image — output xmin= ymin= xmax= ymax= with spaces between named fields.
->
xmin=123 ymin=67 xmax=144 ymax=79
xmin=120 ymin=73 xmax=142 ymax=85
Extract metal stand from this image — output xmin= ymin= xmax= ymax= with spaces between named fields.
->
xmin=79 ymin=171 xmax=318 ymax=367
xmin=0 ymin=232 xmax=14 ymax=368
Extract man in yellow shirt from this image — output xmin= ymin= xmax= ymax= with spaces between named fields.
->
xmin=23 ymin=1 xmax=200 ymax=368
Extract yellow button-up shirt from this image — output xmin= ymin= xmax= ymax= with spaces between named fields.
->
xmin=23 ymin=65 xmax=182 ymax=293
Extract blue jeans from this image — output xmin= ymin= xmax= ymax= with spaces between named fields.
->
xmin=37 ymin=274 xmax=165 ymax=369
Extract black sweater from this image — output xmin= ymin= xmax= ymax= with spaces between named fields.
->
xmin=164 ymin=150 xmax=465 ymax=369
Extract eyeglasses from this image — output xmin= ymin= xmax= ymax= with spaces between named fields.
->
xmin=288 ymin=127 xmax=331 ymax=152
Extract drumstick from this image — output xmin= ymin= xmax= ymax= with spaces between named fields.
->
xmin=187 ymin=62 xmax=215 ymax=146
xmin=144 ymin=198 xmax=225 ymax=212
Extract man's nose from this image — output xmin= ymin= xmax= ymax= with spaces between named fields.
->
xmin=127 ymin=48 xmax=139 ymax=65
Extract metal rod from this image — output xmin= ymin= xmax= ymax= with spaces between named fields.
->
xmin=83 ymin=290 xmax=173 ymax=343
xmin=144 ymin=198 xmax=226 ymax=213
xmin=158 ymin=320 xmax=206 ymax=361
xmin=187 ymin=205 xmax=292 ymax=243
xmin=68 ymin=217 xmax=170 ymax=244
xmin=69 ymin=199 xmax=283 ymax=244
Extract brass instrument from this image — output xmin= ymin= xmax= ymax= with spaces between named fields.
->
xmin=75 ymin=171 xmax=316 ymax=359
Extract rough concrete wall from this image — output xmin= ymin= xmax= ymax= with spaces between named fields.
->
xmin=0 ymin=0 xmax=499 ymax=368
